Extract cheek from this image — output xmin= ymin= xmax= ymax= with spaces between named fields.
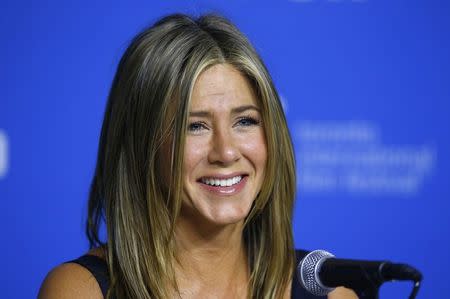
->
xmin=238 ymin=132 xmax=267 ymax=171
xmin=183 ymin=137 xmax=207 ymax=179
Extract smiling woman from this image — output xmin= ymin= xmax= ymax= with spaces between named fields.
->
xmin=181 ymin=64 xmax=267 ymax=227
xmin=38 ymin=13 xmax=356 ymax=299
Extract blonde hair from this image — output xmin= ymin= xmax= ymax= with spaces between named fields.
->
xmin=86 ymin=13 xmax=296 ymax=299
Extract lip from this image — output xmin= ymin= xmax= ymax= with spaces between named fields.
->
xmin=197 ymin=172 xmax=247 ymax=180
xmin=198 ymin=175 xmax=248 ymax=196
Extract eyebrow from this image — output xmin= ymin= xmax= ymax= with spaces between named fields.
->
xmin=189 ymin=105 xmax=260 ymax=117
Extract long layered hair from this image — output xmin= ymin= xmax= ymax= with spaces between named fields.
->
xmin=86 ymin=13 xmax=296 ymax=299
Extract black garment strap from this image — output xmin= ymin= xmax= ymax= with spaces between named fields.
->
xmin=67 ymin=255 xmax=110 ymax=298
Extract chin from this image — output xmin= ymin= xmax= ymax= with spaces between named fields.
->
xmin=206 ymin=211 xmax=249 ymax=226
xmin=182 ymin=198 xmax=253 ymax=228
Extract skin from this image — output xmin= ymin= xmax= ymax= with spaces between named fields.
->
xmin=179 ymin=64 xmax=267 ymax=227
xmin=174 ymin=63 xmax=267 ymax=298
xmin=37 ymin=63 xmax=358 ymax=299
xmin=179 ymin=63 xmax=267 ymax=230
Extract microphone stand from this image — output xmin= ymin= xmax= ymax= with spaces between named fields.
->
xmin=342 ymin=262 xmax=423 ymax=299
xmin=351 ymin=278 xmax=422 ymax=299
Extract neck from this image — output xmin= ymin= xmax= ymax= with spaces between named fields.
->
xmin=174 ymin=215 xmax=249 ymax=298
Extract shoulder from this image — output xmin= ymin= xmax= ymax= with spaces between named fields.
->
xmin=38 ymin=254 xmax=104 ymax=299
xmin=328 ymin=287 xmax=358 ymax=299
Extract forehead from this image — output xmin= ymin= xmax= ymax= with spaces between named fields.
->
xmin=190 ymin=63 xmax=259 ymax=110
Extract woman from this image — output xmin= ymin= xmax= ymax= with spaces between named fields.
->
xmin=38 ymin=14 xmax=356 ymax=298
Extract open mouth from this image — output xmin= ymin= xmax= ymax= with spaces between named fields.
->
xmin=199 ymin=175 xmax=247 ymax=187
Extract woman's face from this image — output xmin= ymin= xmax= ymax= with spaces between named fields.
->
xmin=181 ymin=63 xmax=267 ymax=227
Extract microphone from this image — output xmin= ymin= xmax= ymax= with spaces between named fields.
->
xmin=297 ymin=250 xmax=423 ymax=298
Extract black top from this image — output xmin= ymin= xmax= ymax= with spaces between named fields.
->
xmin=67 ymin=249 xmax=326 ymax=298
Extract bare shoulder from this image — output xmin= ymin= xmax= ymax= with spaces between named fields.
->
xmin=328 ymin=287 xmax=359 ymax=299
xmin=38 ymin=262 xmax=103 ymax=299
xmin=283 ymin=280 xmax=357 ymax=299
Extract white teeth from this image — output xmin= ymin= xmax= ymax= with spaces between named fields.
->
xmin=201 ymin=176 xmax=242 ymax=187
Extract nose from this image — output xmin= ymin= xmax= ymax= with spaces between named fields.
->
xmin=208 ymin=127 xmax=240 ymax=165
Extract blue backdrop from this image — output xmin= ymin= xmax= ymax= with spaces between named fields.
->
xmin=1 ymin=1 xmax=449 ymax=298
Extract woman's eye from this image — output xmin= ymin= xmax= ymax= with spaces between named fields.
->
xmin=188 ymin=122 xmax=206 ymax=132
xmin=236 ymin=117 xmax=260 ymax=127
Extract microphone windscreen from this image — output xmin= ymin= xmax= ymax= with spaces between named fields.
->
xmin=297 ymin=250 xmax=335 ymax=296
